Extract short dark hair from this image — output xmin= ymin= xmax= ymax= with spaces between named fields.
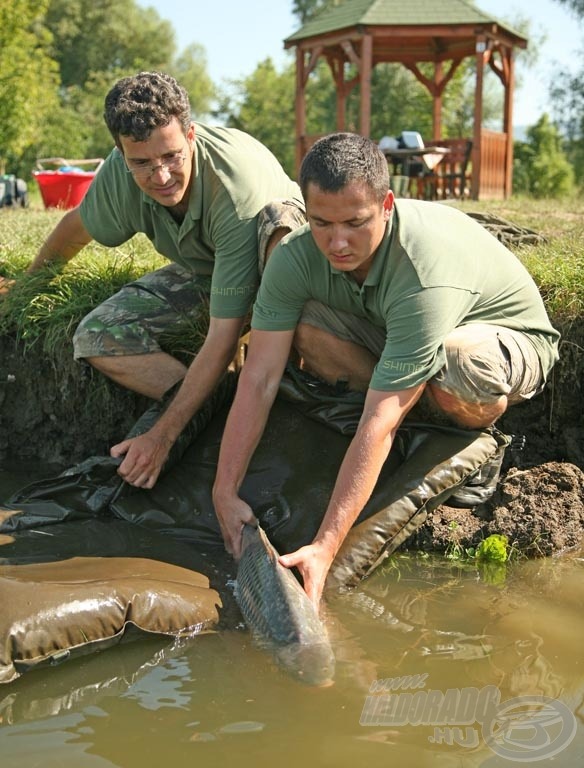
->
xmin=104 ymin=71 xmax=192 ymax=147
xmin=299 ymin=133 xmax=389 ymax=203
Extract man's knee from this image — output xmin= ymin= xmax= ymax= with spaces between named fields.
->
xmin=433 ymin=324 xmax=514 ymax=406
xmin=73 ymin=312 xmax=159 ymax=360
xmin=426 ymin=381 xmax=508 ymax=429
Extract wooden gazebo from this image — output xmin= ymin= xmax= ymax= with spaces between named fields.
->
xmin=284 ymin=0 xmax=527 ymax=199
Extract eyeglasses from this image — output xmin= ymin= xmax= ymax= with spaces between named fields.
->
xmin=125 ymin=149 xmax=187 ymax=180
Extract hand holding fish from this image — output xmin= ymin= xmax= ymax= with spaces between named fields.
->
xmin=279 ymin=540 xmax=335 ymax=607
xmin=214 ymin=492 xmax=258 ymax=559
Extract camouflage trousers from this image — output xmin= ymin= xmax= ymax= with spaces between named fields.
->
xmin=73 ymin=199 xmax=306 ymax=359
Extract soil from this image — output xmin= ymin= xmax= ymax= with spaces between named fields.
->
xmin=406 ymin=317 xmax=584 ymax=558
xmin=1 ymin=316 xmax=583 ymax=559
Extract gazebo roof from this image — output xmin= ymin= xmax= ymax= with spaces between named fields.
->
xmin=285 ymin=0 xmax=527 ymax=55
xmin=285 ymin=0 xmax=527 ymax=198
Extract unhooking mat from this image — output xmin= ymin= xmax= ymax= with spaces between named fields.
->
xmin=0 ymin=366 xmax=508 ymax=682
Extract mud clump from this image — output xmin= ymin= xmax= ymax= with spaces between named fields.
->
xmin=486 ymin=462 xmax=584 ymax=555
xmin=410 ymin=462 xmax=584 ymax=557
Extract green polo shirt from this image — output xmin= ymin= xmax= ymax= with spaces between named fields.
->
xmin=79 ymin=122 xmax=301 ymax=318
xmin=252 ymin=199 xmax=559 ymax=391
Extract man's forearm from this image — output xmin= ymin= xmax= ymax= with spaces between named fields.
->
xmin=153 ymin=324 xmax=242 ymax=444
xmin=314 ymin=384 xmax=425 ymax=560
xmin=213 ymin=368 xmax=279 ymax=500
xmin=314 ymin=418 xmax=395 ymax=559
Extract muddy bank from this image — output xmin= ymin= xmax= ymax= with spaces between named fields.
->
xmin=0 ymin=341 xmax=149 ymax=467
xmin=1 ymin=318 xmax=583 ymax=557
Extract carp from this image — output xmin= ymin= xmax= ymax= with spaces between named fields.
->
xmin=235 ymin=524 xmax=335 ymax=686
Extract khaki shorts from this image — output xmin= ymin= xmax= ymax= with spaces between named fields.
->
xmin=73 ymin=200 xmax=306 ymax=359
xmin=299 ymin=301 xmax=544 ymax=404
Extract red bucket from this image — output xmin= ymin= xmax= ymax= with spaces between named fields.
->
xmin=33 ymin=158 xmax=104 ymax=210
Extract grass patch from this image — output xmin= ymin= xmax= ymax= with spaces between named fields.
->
xmin=0 ymin=207 xmax=169 ymax=355
xmin=455 ymin=197 xmax=584 ymax=322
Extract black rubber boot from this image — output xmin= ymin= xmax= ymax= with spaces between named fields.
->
xmin=446 ymin=442 xmax=506 ymax=508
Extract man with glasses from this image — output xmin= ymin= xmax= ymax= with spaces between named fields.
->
xmin=25 ymin=71 xmax=304 ymax=489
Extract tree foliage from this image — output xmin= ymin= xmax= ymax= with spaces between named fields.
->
xmin=0 ymin=0 xmax=215 ymax=175
xmin=291 ymin=0 xmax=332 ymax=24
xmin=549 ymin=0 xmax=584 ymax=184
xmin=0 ymin=0 xmax=60 ymax=172
xmin=513 ymin=114 xmax=575 ymax=197
xmin=44 ymin=0 xmax=174 ymax=88
xmin=171 ymin=43 xmax=214 ymax=120
xmin=215 ymin=59 xmax=297 ymax=176
xmin=553 ymin=0 xmax=584 ymax=16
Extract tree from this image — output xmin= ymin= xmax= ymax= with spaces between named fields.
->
xmin=16 ymin=1 xmax=217 ymax=168
xmin=170 ymin=43 xmax=214 ymax=120
xmin=513 ymin=114 xmax=575 ymax=197
xmin=553 ymin=0 xmax=584 ymax=14
xmin=44 ymin=0 xmax=174 ymax=88
xmin=0 ymin=0 xmax=60 ymax=173
xmin=549 ymin=0 xmax=584 ymax=183
xmin=216 ymin=59 xmax=297 ymax=176
xmin=292 ymin=0 xmax=332 ymax=24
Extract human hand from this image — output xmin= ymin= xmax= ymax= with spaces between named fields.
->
xmin=110 ymin=429 xmax=173 ymax=488
xmin=0 ymin=276 xmax=16 ymax=297
xmin=213 ymin=493 xmax=257 ymax=559
xmin=279 ymin=541 xmax=335 ymax=607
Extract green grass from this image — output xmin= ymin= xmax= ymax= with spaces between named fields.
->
xmin=0 ymin=205 xmax=169 ymax=355
xmin=455 ymin=197 xmax=584 ymax=321
xmin=1 ymin=197 xmax=583 ymax=359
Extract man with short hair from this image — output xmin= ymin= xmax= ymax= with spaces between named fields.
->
xmin=212 ymin=132 xmax=559 ymax=605
xmin=22 ymin=71 xmax=304 ymax=489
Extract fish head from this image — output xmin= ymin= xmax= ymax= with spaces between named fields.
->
xmin=240 ymin=523 xmax=260 ymax=554
xmin=275 ymin=640 xmax=336 ymax=687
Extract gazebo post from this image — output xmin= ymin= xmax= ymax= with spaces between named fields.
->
xmin=328 ymin=56 xmax=347 ymax=131
xmin=472 ymin=37 xmax=486 ymax=200
xmin=503 ymin=48 xmax=515 ymax=198
xmin=294 ymin=47 xmax=307 ymax=174
xmin=359 ymin=34 xmax=373 ymax=137
xmin=432 ymin=62 xmax=443 ymax=140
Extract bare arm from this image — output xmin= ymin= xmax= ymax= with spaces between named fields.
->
xmin=28 ymin=207 xmax=93 ymax=272
xmin=212 ymin=328 xmax=295 ymax=557
xmin=280 ymin=382 xmax=425 ymax=604
xmin=111 ymin=314 xmax=248 ymax=488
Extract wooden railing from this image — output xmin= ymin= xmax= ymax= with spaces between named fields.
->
xmin=476 ymin=130 xmax=508 ymax=200
xmin=423 ymin=137 xmax=473 ymax=200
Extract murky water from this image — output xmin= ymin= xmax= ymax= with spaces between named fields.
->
xmin=1 ymin=466 xmax=583 ymax=767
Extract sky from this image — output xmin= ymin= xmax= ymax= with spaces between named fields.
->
xmin=139 ymin=0 xmax=583 ymax=129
